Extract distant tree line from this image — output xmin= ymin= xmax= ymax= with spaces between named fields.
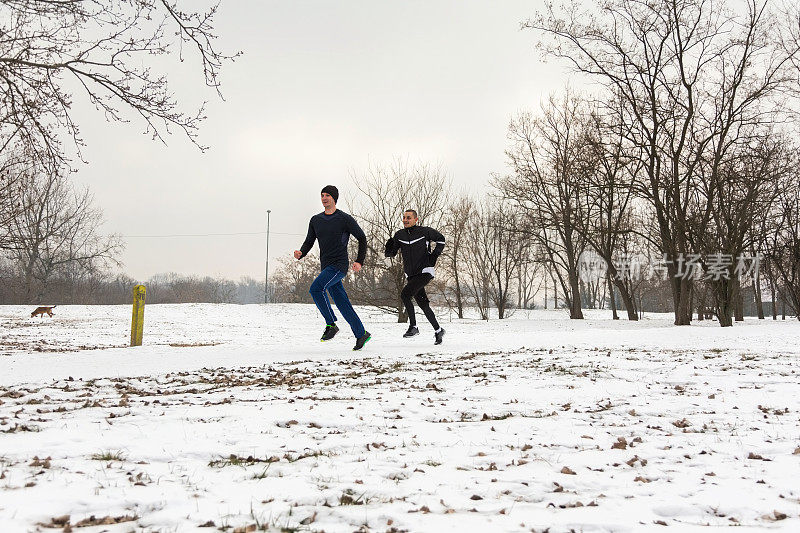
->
xmin=0 ymin=266 xmax=267 ymax=306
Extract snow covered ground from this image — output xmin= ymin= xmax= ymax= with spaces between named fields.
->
xmin=1 ymin=303 xmax=799 ymax=532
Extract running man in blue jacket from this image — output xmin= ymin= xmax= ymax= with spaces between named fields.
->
xmin=294 ymin=185 xmax=371 ymax=350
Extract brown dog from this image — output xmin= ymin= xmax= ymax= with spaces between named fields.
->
xmin=31 ymin=305 xmax=56 ymax=318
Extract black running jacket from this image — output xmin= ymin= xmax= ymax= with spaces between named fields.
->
xmin=385 ymin=225 xmax=446 ymax=277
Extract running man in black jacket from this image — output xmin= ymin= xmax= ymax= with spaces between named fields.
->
xmin=295 ymin=185 xmax=371 ymax=350
xmin=385 ymin=209 xmax=446 ymax=345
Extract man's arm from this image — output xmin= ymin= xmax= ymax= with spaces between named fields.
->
xmin=428 ymin=227 xmax=446 ymax=265
xmin=347 ymin=214 xmax=368 ymax=266
xmin=384 ymin=232 xmax=400 ymax=258
xmin=297 ymin=220 xmax=316 ymax=259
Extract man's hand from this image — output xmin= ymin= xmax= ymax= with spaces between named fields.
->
xmin=294 ymin=250 xmax=302 ymax=260
xmin=352 ymin=262 xmax=362 ymax=272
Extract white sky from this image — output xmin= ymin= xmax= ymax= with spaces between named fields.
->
xmin=70 ymin=1 xmax=568 ymax=280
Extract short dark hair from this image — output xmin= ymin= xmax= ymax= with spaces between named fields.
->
xmin=404 ymin=209 xmax=418 ymax=218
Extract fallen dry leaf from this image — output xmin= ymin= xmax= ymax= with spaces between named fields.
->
xmin=73 ymin=515 xmax=137 ymax=527
xmin=626 ymin=455 xmax=647 ymax=467
xmin=611 ymin=437 xmax=628 ymax=450
xmin=672 ymin=418 xmax=691 ymax=428
xmin=747 ymin=452 xmax=771 ymax=461
xmin=559 ymin=501 xmax=584 ymax=508
xmin=50 ymin=515 xmax=70 ymax=526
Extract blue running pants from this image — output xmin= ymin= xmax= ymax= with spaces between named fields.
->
xmin=309 ymin=266 xmax=365 ymax=338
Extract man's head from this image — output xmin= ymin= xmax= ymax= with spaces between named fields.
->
xmin=321 ymin=185 xmax=338 ymax=209
xmin=402 ymin=209 xmax=418 ymax=228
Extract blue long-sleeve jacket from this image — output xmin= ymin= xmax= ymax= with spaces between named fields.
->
xmin=300 ymin=210 xmax=367 ymax=273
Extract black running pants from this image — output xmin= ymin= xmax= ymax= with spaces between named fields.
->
xmin=401 ymin=273 xmax=440 ymax=330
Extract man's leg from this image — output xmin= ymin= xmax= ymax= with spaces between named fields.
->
xmin=414 ymin=282 xmax=440 ymax=331
xmin=327 ymin=278 xmax=366 ymax=338
xmin=400 ymin=279 xmax=423 ymax=327
xmin=309 ymin=266 xmax=345 ymax=325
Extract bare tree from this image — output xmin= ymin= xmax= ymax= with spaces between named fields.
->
xmin=463 ymin=198 xmax=526 ymax=319
xmin=760 ymin=157 xmax=800 ymax=318
xmin=0 ymin=0 xmax=239 ymax=170
xmin=496 ymin=92 xmax=588 ymax=319
xmin=0 ymin=149 xmax=29 ymax=250
xmin=697 ymin=134 xmax=789 ymax=326
xmin=463 ymin=213 xmax=491 ymax=321
xmin=516 ymin=245 xmax=543 ymax=310
xmin=440 ymin=195 xmax=474 ymax=318
xmin=144 ymin=272 xmax=236 ymax=304
xmin=236 ymin=276 xmax=266 ymax=304
xmin=7 ymin=167 xmax=123 ymax=302
xmin=576 ymin=101 xmax=641 ymax=320
xmin=271 ymin=254 xmax=319 ymax=304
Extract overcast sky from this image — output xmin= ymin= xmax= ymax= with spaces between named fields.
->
xmin=70 ymin=1 xmax=568 ymax=281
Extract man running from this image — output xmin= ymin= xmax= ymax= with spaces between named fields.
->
xmin=385 ymin=209 xmax=446 ymax=345
xmin=294 ymin=185 xmax=371 ymax=350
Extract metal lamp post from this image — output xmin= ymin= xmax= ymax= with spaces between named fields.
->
xmin=265 ymin=209 xmax=271 ymax=303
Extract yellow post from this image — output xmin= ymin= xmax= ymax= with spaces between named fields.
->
xmin=130 ymin=284 xmax=146 ymax=346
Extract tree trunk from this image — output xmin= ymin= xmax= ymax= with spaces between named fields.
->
xmin=696 ymin=287 xmax=705 ymax=321
xmin=579 ymin=280 xmax=587 ymax=309
xmin=714 ymin=279 xmax=735 ymax=327
xmin=397 ymin=295 xmax=408 ymax=323
xmin=715 ymin=283 xmax=733 ymax=327
xmin=672 ymin=277 xmax=693 ymax=325
xmin=568 ymin=270 xmax=584 ymax=319
xmin=553 ymin=273 xmax=558 ymax=309
xmin=608 ymin=273 xmax=619 ymax=320
xmin=454 ymin=270 xmax=464 ymax=319
xmin=754 ymin=275 xmax=764 ymax=319
xmin=24 ymin=271 xmax=34 ymax=303
xmin=611 ymin=278 xmax=638 ymax=321
xmin=770 ymin=278 xmax=777 ymax=320
xmin=717 ymin=306 xmax=733 ymax=327
xmin=734 ymin=277 xmax=744 ymax=322
xmin=23 ymin=252 xmax=38 ymax=303
xmin=543 ymin=275 xmax=548 ymax=309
